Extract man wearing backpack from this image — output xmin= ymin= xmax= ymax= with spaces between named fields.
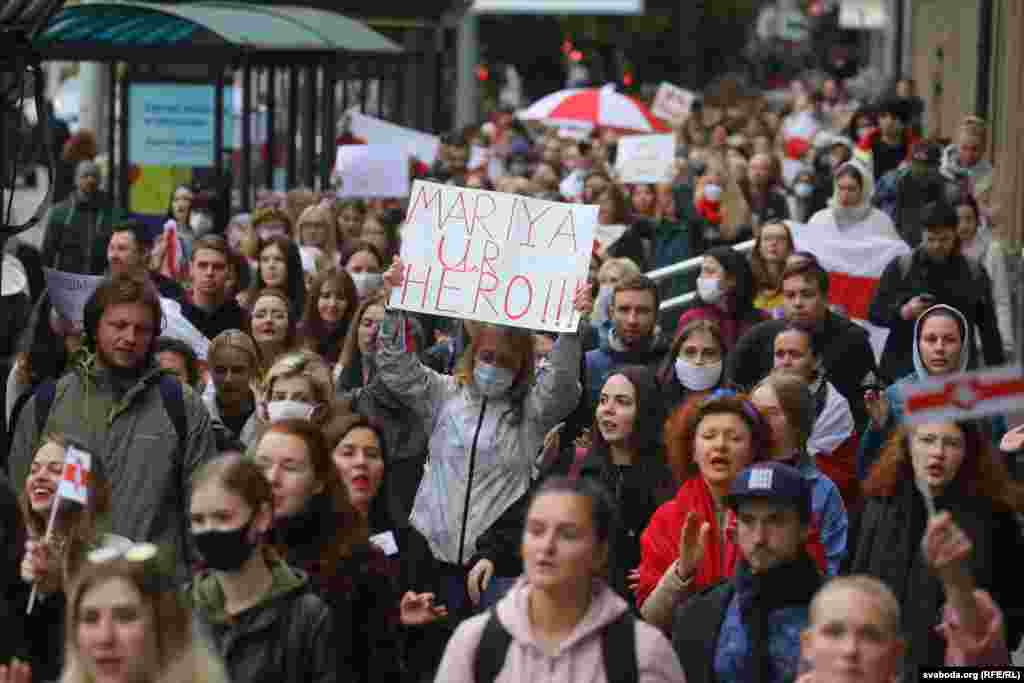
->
xmin=7 ymin=273 xmax=217 ymax=576
xmin=868 ymin=201 xmax=1004 ymax=382
xmin=671 ymin=463 xmax=823 ymax=683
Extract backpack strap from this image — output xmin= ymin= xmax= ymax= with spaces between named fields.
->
xmin=156 ymin=375 xmax=191 ymax=568
xmin=472 ymin=606 xmax=639 ymax=683
xmin=474 ymin=608 xmax=513 ymax=683
xmin=602 ymin=611 xmax=639 ymax=683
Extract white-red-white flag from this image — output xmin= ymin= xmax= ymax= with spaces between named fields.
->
xmin=789 ymin=223 xmax=912 ymax=361
xmin=898 ymin=364 xmax=1024 ymax=425
xmin=57 ymin=445 xmax=92 ymax=505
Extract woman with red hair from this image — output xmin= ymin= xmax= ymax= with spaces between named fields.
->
xmin=851 ymin=420 xmax=1024 ymax=681
xmin=635 ymin=390 xmax=827 ymax=630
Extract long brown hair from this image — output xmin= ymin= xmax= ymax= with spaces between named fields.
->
xmin=337 ymin=292 xmax=389 ymax=374
xmin=664 ymin=391 xmax=773 ymax=484
xmin=863 ymin=422 xmax=1024 ymax=510
xmin=301 ymin=267 xmax=358 ymax=350
xmin=18 ymin=435 xmax=114 ymax=591
xmin=749 ymin=221 xmax=795 ymax=297
xmin=659 ymin=318 xmax=725 ymax=385
xmin=263 ymin=420 xmax=368 ymax=566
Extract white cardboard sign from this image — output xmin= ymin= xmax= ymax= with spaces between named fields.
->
xmin=651 ymin=82 xmax=697 ymax=123
xmin=347 ymin=111 xmax=441 ymax=166
xmin=390 ymin=180 xmax=597 ymax=333
xmin=335 ymin=144 xmax=411 ymax=199
xmin=43 ymin=268 xmax=103 ymax=324
xmin=614 ymin=134 xmax=675 ymax=184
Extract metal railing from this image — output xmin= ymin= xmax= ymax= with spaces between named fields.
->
xmin=647 ymin=239 xmax=756 ymax=313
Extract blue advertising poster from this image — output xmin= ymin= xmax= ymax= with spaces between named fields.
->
xmin=128 ymin=83 xmax=215 ymax=167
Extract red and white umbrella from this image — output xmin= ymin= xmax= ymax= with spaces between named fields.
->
xmin=519 ymin=86 xmax=669 ymax=133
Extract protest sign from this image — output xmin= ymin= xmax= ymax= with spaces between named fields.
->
xmin=651 ymin=82 xmax=697 ymax=123
xmin=898 ymin=364 xmax=1024 ymax=425
xmin=160 ymin=298 xmax=210 ymax=361
xmin=347 ymin=111 xmax=441 ymax=166
xmin=43 ymin=268 xmax=103 ymax=324
xmin=594 ymin=224 xmax=628 ymax=249
xmin=615 ymin=134 xmax=675 ymax=184
xmin=390 ymin=180 xmax=597 ymax=333
xmin=335 ymin=144 xmax=411 ymax=198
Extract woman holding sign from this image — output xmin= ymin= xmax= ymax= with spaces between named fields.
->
xmin=376 ymin=256 xmax=591 ymax=616
xmin=850 ymin=420 xmax=1024 ymax=680
xmin=15 ymin=435 xmax=125 ymax=682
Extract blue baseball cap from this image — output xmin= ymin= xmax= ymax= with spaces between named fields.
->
xmin=725 ymin=462 xmax=812 ymax=522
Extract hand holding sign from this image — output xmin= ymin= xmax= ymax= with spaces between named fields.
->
xmin=1000 ymin=424 xmax=1024 ymax=453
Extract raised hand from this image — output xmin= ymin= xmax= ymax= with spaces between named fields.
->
xmin=1000 ymin=424 xmax=1024 ymax=453
xmin=573 ymin=282 xmax=594 ymax=317
xmin=0 ymin=660 xmax=31 ymax=683
xmin=676 ymin=511 xmax=710 ymax=581
xmin=922 ymin=511 xmax=974 ymax=588
xmin=382 ymin=257 xmax=405 ymax=293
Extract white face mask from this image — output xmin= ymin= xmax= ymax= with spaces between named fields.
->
xmin=674 ymin=358 xmax=723 ymax=391
xmin=703 ymin=183 xmax=723 ymax=202
xmin=265 ymin=400 xmax=317 ymax=422
xmin=349 ymin=271 xmax=384 ymax=299
xmin=696 ymin=276 xmax=723 ymax=304
xmin=794 ymin=182 xmax=814 ymax=198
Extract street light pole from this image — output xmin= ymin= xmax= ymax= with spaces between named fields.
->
xmin=455 ymin=3 xmax=479 ymax=130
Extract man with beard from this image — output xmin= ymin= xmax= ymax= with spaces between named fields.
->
xmin=106 ymin=221 xmax=185 ymax=302
xmin=869 ymin=201 xmax=1004 ymax=382
xmin=7 ymin=273 xmax=217 ymax=576
xmin=39 ymin=160 xmax=126 ymax=275
xmin=670 ymin=462 xmax=823 ymax=683
xmin=727 ymin=258 xmax=878 ymax=429
xmin=873 ymin=142 xmax=955 ymax=247
xmin=746 ymin=153 xmax=790 ymax=230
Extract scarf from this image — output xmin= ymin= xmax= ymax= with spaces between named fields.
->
xmin=734 ymin=554 xmax=822 ymax=683
xmin=697 ymin=197 xmax=724 ymax=225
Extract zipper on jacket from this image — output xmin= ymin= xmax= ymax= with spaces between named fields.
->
xmin=457 ymin=397 xmax=488 ymax=566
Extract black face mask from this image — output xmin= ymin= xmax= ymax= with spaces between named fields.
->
xmin=193 ymin=517 xmax=257 ymax=572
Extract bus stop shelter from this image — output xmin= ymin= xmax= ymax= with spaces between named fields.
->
xmin=34 ymin=0 xmax=410 ymax=213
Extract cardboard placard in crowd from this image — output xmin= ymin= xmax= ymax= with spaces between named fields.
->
xmin=391 ymin=180 xmax=597 ymax=333
xmin=346 ymin=110 xmax=441 ymax=166
xmin=335 ymin=144 xmax=411 ymax=198
xmin=898 ymin=364 xmax=1024 ymax=425
xmin=614 ymin=134 xmax=676 ymax=184
xmin=160 ymin=298 xmax=210 ymax=361
xmin=43 ymin=268 xmax=103 ymax=324
xmin=651 ymin=82 xmax=698 ymax=123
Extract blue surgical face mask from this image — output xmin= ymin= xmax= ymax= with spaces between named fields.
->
xmin=473 ymin=361 xmax=517 ymax=398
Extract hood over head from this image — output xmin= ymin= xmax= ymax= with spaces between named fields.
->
xmin=911 ymin=303 xmax=972 ymax=380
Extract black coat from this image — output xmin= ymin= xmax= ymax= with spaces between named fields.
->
xmin=192 ymin=570 xmax=336 ymax=683
xmin=182 ymin=299 xmax=249 ymax=342
xmin=579 ymin=448 xmax=675 ymax=607
xmin=868 ymin=249 xmax=1004 ymax=383
xmin=726 ymin=312 xmax=878 ymax=428
xmin=851 ymin=479 xmax=1024 ymax=680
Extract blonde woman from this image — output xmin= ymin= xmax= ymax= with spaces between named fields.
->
xmin=257 ymin=349 xmax=339 ymax=434
xmin=204 ymin=330 xmax=262 ymax=447
xmin=692 ymin=159 xmax=752 ymax=254
xmin=294 ymin=204 xmax=340 ymax=276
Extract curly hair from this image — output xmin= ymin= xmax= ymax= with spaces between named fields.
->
xmin=863 ymin=422 xmax=1024 ymax=511
xmin=664 ymin=390 xmax=773 ymax=484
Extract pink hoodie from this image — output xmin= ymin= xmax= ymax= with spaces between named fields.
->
xmin=434 ymin=578 xmax=686 ymax=682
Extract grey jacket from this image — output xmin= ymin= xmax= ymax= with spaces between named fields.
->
xmin=376 ymin=311 xmax=582 ymax=564
xmin=8 ymin=363 xmax=217 ymax=572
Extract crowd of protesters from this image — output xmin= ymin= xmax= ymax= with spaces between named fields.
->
xmin=0 ymin=66 xmax=1021 ymax=683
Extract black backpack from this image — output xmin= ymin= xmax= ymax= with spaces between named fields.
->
xmin=473 ymin=607 xmax=638 ymax=683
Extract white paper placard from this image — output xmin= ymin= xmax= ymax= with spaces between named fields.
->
xmin=347 ymin=111 xmax=441 ymax=166
xmin=651 ymin=82 xmax=697 ymax=123
xmin=335 ymin=144 xmax=411 ymax=199
xmin=390 ymin=180 xmax=597 ymax=333
xmin=43 ymin=268 xmax=104 ymax=324
xmin=614 ymin=134 xmax=675 ymax=184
